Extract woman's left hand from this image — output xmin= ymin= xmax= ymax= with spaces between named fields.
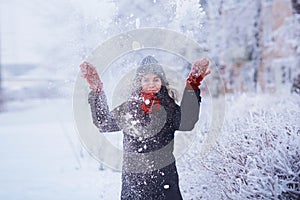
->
xmin=191 ymin=58 xmax=211 ymax=80
xmin=186 ymin=58 xmax=211 ymax=90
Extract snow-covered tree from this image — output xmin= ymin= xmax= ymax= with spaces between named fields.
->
xmin=203 ymin=0 xmax=299 ymax=93
xmin=200 ymin=94 xmax=300 ymax=199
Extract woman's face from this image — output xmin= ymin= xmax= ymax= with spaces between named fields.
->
xmin=141 ymin=73 xmax=162 ymax=93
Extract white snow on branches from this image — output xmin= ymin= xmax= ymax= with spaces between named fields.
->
xmin=182 ymin=93 xmax=300 ymax=199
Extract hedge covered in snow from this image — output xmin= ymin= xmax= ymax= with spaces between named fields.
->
xmin=179 ymin=93 xmax=300 ymax=199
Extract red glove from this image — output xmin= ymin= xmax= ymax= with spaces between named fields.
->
xmin=80 ymin=61 xmax=103 ymax=93
xmin=141 ymin=92 xmax=161 ymax=114
xmin=186 ymin=58 xmax=211 ymax=90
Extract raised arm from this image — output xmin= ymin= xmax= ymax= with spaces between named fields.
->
xmin=80 ymin=61 xmax=121 ymax=132
xmin=88 ymin=91 xmax=121 ymax=132
xmin=178 ymin=58 xmax=211 ymax=131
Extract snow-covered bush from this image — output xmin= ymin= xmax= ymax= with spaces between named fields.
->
xmin=200 ymin=93 xmax=300 ymax=199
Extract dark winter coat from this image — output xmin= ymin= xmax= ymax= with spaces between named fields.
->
xmin=88 ymin=86 xmax=201 ymax=200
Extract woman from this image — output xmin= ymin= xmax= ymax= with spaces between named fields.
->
xmin=80 ymin=55 xmax=210 ymax=200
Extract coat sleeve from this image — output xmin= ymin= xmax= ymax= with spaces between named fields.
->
xmin=88 ymin=91 xmax=121 ymax=132
xmin=178 ymin=89 xmax=201 ymax=131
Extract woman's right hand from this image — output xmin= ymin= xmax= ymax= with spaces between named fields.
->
xmin=80 ymin=61 xmax=103 ymax=93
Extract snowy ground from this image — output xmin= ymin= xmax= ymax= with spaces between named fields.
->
xmin=0 ymin=92 xmax=299 ymax=200
xmin=0 ymin=98 xmax=121 ymax=200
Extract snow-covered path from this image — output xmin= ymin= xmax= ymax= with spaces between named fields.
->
xmin=0 ymin=99 xmax=121 ymax=200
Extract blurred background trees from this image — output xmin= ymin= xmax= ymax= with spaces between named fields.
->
xmin=0 ymin=0 xmax=299 ymax=104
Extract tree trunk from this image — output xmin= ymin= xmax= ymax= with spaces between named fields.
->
xmin=291 ymin=0 xmax=300 ymax=14
xmin=253 ymin=0 xmax=264 ymax=92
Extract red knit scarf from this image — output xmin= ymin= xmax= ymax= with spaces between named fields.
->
xmin=140 ymin=92 xmax=161 ymax=114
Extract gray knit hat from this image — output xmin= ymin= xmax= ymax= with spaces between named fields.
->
xmin=135 ymin=55 xmax=167 ymax=85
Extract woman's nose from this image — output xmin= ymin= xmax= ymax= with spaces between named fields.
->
xmin=148 ymin=82 xmax=155 ymax=87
